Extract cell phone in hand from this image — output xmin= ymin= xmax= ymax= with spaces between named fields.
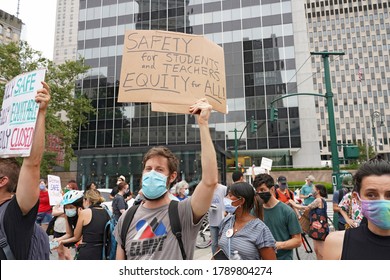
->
xmin=50 ymin=240 xmax=59 ymax=250
xmin=213 ymin=249 xmax=229 ymax=260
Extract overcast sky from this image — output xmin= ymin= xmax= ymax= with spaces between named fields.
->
xmin=0 ymin=0 xmax=57 ymax=59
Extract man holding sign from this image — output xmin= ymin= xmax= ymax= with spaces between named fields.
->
xmin=0 ymin=80 xmax=51 ymax=260
xmin=114 ymin=98 xmax=218 ymax=260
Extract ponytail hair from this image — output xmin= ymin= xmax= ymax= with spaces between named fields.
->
xmin=84 ymin=189 xmax=105 ymax=207
xmin=253 ymin=194 xmax=264 ymax=220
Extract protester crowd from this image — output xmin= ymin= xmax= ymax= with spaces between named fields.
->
xmin=1 ymin=83 xmax=389 ymax=261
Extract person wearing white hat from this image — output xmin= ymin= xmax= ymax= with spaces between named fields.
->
xmin=110 ymin=175 xmax=127 ymax=199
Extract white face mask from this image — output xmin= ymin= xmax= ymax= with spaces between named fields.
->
xmin=224 ymin=197 xmax=241 ymax=214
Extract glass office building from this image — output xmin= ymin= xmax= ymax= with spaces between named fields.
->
xmin=75 ymin=0 xmax=320 ymax=190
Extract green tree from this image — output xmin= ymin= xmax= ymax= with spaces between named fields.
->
xmin=0 ymin=41 xmax=94 ymax=175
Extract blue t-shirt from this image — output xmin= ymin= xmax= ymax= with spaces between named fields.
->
xmin=301 ymin=184 xmax=315 ymax=205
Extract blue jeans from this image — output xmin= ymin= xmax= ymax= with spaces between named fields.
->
xmin=36 ymin=211 xmax=52 ymax=225
xmin=210 ymin=226 xmax=220 ymax=255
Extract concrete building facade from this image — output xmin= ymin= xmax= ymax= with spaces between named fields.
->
xmin=306 ymin=0 xmax=390 ymax=161
xmin=53 ymin=0 xmax=80 ymax=64
xmin=0 ymin=9 xmax=22 ymax=45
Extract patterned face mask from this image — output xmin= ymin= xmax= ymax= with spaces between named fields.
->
xmin=357 ymin=193 xmax=390 ymax=230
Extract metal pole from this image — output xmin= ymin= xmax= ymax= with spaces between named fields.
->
xmin=372 ymin=111 xmax=381 ymax=153
xmin=311 ymin=51 xmax=344 ymax=230
xmin=234 ymin=128 xmax=238 ymax=171
xmin=372 ymin=122 xmax=377 ymax=152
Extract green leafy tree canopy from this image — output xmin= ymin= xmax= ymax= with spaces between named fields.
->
xmin=0 ymin=41 xmax=94 ymax=175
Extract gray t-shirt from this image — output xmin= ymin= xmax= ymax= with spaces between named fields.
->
xmin=114 ymin=197 xmax=202 ymax=260
xmin=209 ymin=184 xmax=227 ymax=227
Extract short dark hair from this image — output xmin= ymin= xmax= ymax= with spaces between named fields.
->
xmin=0 ymin=158 xmax=20 ymax=193
xmin=232 ymin=171 xmax=243 ymax=182
xmin=314 ymin=184 xmax=327 ymax=198
xmin=253 ymin=174 xmax=274 ymax=190
xmin=229 ymin=182 xmax=255 ymax=212
xmin=143 ymin=146 xmax=179 ymax=176
xmin=354 ymin=159 xmax=390 ymax=194
xmin=117 ymin=181 xmax=128 ymax=192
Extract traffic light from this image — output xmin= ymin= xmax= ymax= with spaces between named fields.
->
xmin=270 ymin=107 xmax=278 ymax=121
xmin=250 ymin=117 xmax=258 ymax=133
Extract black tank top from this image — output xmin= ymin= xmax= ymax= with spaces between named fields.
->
xmin=341 ymin=223 xmax=390 ymax=260
xmin=82 ymin=207 xmax=109 ymax=244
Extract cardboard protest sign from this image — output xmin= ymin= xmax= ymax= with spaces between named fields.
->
xmin=151 ymin=103 xmax=191 ymax=114
xmin=48 ymin=175 xmax=63 ymax=206
xmin=118 ymin=30 xmax=227 ymax=114
xmin=0 ymin=69 xmax=46 ymax=157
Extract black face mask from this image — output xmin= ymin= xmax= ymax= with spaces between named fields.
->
xmin=258 ymin=191 xmax=272 ymax=204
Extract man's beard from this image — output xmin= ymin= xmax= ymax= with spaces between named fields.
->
xmin=142 ymin=189 xmax=168 ymax=201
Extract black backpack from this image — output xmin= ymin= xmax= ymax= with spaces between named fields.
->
xmin=120 ymin=200 xmax=186 ymax=260
xmin=0 ymin=200 xmax=50 ymax=260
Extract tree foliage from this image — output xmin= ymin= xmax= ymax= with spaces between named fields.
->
xmin=0 ymin=41 xmax=94 ymax=175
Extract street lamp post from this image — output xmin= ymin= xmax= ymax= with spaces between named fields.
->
xmin=371 ymin=111 xmax=384 ymax=152
xmin=311 ymin=51 xmax=345 ymax=191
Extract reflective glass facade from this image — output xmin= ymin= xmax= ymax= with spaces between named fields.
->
xmin=76 ymin=0 xmax=310 ymax=189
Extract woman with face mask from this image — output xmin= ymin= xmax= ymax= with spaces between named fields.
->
xmin=304 ymin=184 xmax=329 ymax=260
xmin=215 ymin=182 xmax=276 ymax=260
xmin=174 ymin=180 xmax=190 ymax=201
xmin=35 ymin=179 xmax=52 ymax=232
xmin=52 ymin=190 xmax=84 ymax=256
xmin=56 ymin=190 xmax=110 ymax=260
xmin=324 ymin=158 xmax=390 ymax=260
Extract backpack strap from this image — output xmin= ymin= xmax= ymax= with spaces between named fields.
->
xmin=0 ymin=200 xmax=15 ymax=260
xmin=338 ymin=189 xmax=345 ymax=204
xmin=120 ymin=203 xmax=140 ymax=254
xmin=288 ymin=189 xmax=294 ymax=200
xmin=168 ymin=200 xmax=186 ymax=260
xmin=101 ymin=206 xmax=112 ymax=260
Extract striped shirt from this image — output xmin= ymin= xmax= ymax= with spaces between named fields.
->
xmin=218 ymin=215 xmax=276 ymax=260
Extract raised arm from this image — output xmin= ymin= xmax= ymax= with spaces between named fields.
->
xmin=189 ymin=99 xmax=218 ymax=223
xmin=16 ymin=81 xmax=51 ymax=215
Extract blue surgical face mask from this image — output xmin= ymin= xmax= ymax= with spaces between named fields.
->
xmin=357 ymin=194 xmax=390 ymax=230
xmin=184 ymin=189 xmax=189 ymax=196
xmin=65 ymin=208 xmax=77 ymax=218
xmin=224 ymin=197 xmax=241 ymax=214
xmin=142 ymin=170 xmax=168 ymax=200
xmin=39 ymin=183 xmax=45 ymax=191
